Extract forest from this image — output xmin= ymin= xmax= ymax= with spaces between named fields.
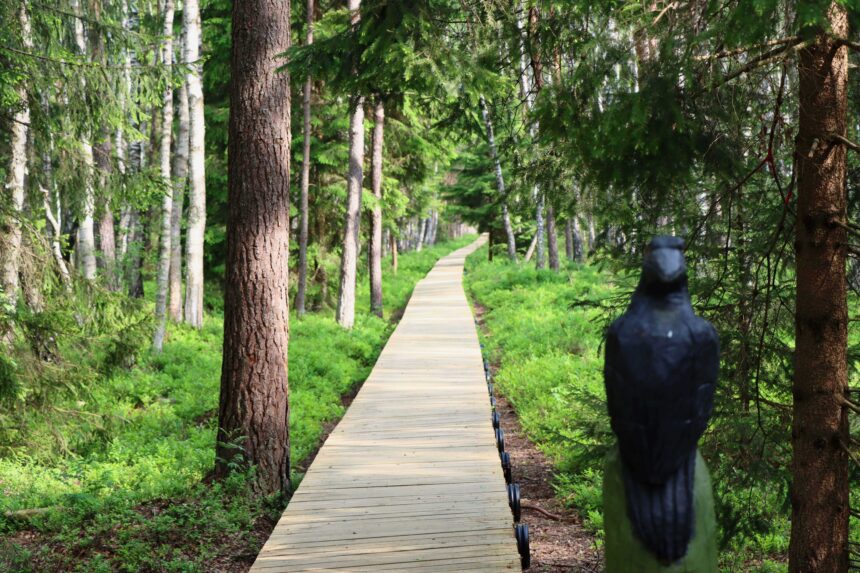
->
xmin=0 ymin=0 xmax=858 ymax=572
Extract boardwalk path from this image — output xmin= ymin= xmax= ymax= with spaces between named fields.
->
xmin=251 ymin=236 xmax=522 ymax=572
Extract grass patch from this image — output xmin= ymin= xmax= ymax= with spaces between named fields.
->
xmin=464 ymin=245 xmax=858 ymax=572
xmin=0 ymin=236 xmax=474 ymax=573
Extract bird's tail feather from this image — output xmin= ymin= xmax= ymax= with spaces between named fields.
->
xmin=621 ymin=450 xmax=696 ymax=564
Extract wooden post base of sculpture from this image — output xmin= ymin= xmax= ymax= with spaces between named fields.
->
xmin=603 ymin=446 xmax=718 ymax=573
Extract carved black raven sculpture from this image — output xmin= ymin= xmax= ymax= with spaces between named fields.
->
xmin=604 ymin=236 xmax=719 ymax=563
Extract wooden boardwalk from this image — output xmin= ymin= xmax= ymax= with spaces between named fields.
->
xmin=250 ymin=236 xmax=522 ymax=572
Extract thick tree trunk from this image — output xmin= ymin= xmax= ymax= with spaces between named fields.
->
xmin=296 ymin=0 xmax=314 ymax=318
xmin=335 ymin=0 xmax=365 ymax=330
xmin=1 ymin=3 xmax=31 ymax=311
xmin=789 ymin=4 xmax=850 ymax=572
xmin=478 ymin=95 xmax=516 ymax=261
xmin=368 ymin=99 xmax=384 ymax=318
xmin=183 ymin=0 xmax=207 ymax=328
xmin=72 ymin=0 xmax=97 ymax=281
xmin=153 ymin=0 xmax=176 ymax=352
xmin=216 ymin=0 xmax=292 ymax=497
xmin=546 ymin=204 xmax=559 ymax=271
xmin=169 ymin=65 xmax=189 ymax=322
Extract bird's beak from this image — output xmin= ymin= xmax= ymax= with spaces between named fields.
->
xmin=647 ymin=248 xmax=686 ymax=283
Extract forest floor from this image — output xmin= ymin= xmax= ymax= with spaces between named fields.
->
xmin=0 ymin=237 xmax=475 ymax=573
xmin=477 ymin=285 xmax=602 ymax=573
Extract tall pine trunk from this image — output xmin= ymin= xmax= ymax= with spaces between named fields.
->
xmin=335 ymin=0 xmax=364 ymax=330
xmin=90 ymin=0 xmax=116 ymax=289
xmin=296 ymin=0 xmax=314 ymax=317
xmin=169 ymin=61 xmax=190 ymax=322
xmin=183 ymin=0 xmax=207 ymax=328
xmin=368 ymin=99 xmax=384 ymax=318
xmin=153 ymin=0 xmax=176 ymax=352
xmin=216 ymin=0 xmax=292 ymax=497
xmin=789 ymin=4 xmax=849 ymax=571
xmin=1 ymin=2 xmax=31 ymax=312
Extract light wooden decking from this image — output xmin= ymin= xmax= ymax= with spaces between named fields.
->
xmin=250 ymin=236 xmax=521 ymax=572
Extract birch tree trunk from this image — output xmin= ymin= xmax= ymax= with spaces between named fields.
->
xmin=216 ymin=0 xmax=292 ymax=496
xmin=153 ymin=0 xmax=176 ymax=351
xmin=296 ymin=0 xmax=314 ymax=317
xmin=335 ymin=0 xmax=364 ymax=330
xmin=368 ymin=99 xmax=384 ymax=318
xmin=479 ymin=95 xmax=516 ymax=261
xmin=72 ymin=0 xmax=97 ymax=281
xmin=1 ymin=2 xmax=32 ymax=311
xmin=789 ymin=4 xmax=850 ymax=570
xmin=183 ymin=0 xmax=207 ymax=328
xmin=169 ymin=56 xmax=189 ymax=322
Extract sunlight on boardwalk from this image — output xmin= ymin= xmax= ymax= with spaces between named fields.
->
xmin=251 ymin=236 xmax=521 ymax=572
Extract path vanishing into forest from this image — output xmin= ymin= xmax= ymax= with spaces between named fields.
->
xmin=250 ymin=235 xmax=523 ymax=572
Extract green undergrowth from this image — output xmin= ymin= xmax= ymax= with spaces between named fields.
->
xmin=0 ymin=235 xmax=474 ymax=573
xmin=464 ymin=246 xmax=858 ymax=573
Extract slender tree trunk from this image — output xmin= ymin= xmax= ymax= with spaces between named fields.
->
xmin=535 ymin=192 xmax=545 ymax=269
xmin=1 ymin=2 xmax=31 ymax=312
xmin=296 ymin=0 xmax=314 ymax=318
xmin=183 ymin=0 xmax=207 ymax=328
xmin=40 ymin=118 xmax=71 ymax=290
xmin=789 ymin=4 xmax=849 ymax=571
xmin=415 ymin=218 xmax=426 ymax=252
xmin=216 ymin=0 xmax=292 ymax=497
xmin=564 ymin=218 xmax=574 ymax=261
xmin=390 ymin=228 xmax=398 ymax=274
xmin=368 ymin=99 xmax=384 ymax=318
xmin=546 ymin=204 xmax=559 ymax=271
xmin=479 ymin=95 xmax=516 ymax=261
xmin=335 ymin=0 xmax=364 ymax=330
xmin=169 ymin=61 xmax=189 ymax=322
xmin=523 ymin=233 xmax=537 ymax=262
xmin=89 ymin=0 xmax=116 ymax=289
xmin=573 ymin=217 xmax=584 ymax=262
xmin=72 ymin=0 xmax=97 ymax=281
xmin=153 ymin=0 xmax=176 ymax=352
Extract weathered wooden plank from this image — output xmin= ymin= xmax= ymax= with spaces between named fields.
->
xmin=249 ymin=237 xmax=522 ymax=572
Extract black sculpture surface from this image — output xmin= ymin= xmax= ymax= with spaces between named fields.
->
xmin=604 ymin=236 xmax=719 ymax=563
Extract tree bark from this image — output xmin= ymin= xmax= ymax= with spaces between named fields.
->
xmin=296 ymin=0 xmax=314 ymax=318
xmin=390 ymin=228 xmax=398 ymax=274
xmin=183 ymin=0 xmax=207 ymax=328
xmin=1 ymin=2 xmax=31 ymax=313
xmin=546 ymin=204 xmax=559 ymax=271
xmin=335 ymin=0 xmax=364 ymax=330
xmin=153 ymin=0 xmax=176 ymax=352
xmin=169 ymin=56 xmax=190 ymax=322
xmin=479 ymin=95 xmax=516 ymax=261
xmin=564 ymin=218 xmax=574 ymax=261
xmin=368 ymin=99 xmax=384 ymax=318
xmin=789 ymin=4 xmax=849 ymax=572
xmin=90 ymin=0 xmax=117 ymax=289
xmin=216 ymin=0 xmax=292 ymax=497
xmin=72 ymin=0 xmax=97 ymax=281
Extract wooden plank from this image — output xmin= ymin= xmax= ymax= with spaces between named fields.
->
xmin=249 ymin=236 xmax=522 ymax=572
